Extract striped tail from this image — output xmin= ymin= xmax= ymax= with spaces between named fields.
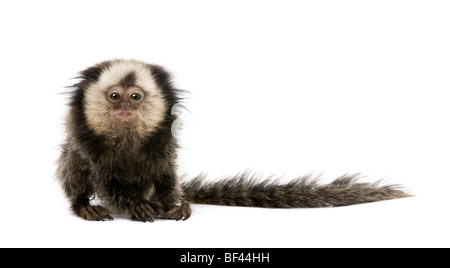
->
xmin=182 ymin=173 xmax=411 ymax=208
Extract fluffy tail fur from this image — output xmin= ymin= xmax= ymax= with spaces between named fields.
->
xmin=182 ymin=173 xmax=411 ymax=208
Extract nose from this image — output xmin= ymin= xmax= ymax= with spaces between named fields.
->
xmin=120 ymin=100 xmax=131 ymax=108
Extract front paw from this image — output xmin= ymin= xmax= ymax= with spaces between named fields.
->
xmin=130 ymin=203 xmax=157 ymax=222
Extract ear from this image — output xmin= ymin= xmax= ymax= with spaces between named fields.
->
xmin=146 ymin=64 xmax=183 ymax=106
xmin=79 ymin=60 xmax=113 ymax=84
xmin=147 ymin=64 xmax=172 ymax=89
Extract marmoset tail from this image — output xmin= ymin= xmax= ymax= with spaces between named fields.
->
xmin=57 ymin=59 xmax=411 ymax=221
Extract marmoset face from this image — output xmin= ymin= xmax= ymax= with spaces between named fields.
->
xmin=82 ymin=60 xmax=167 ymax=137
xmin=106 ymin=85 xmax=145 ymax=122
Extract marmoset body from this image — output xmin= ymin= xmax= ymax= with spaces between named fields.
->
xmin=57 ymin=59 xmax=410 ymax=221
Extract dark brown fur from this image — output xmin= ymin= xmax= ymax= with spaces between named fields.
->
xmin=57 ymin=59 xmax=411 ymax=222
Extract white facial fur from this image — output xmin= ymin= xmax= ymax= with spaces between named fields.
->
xmin=84 ymin=60 xmax=167 ymax=138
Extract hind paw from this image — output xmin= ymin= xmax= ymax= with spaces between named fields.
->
xmin=162 ymin=202 xmax=191 ymax=221
xmin=130 ymin=202 xmax=157 ymax=222
xmin=75 ymin=205 xmax=113 ymax=221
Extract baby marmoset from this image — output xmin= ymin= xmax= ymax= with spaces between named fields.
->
xmin=57 ymin=59 xmax=410 ymax=221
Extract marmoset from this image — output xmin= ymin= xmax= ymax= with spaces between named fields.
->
xmin=57 ymin=59 xmax=410 ymax=221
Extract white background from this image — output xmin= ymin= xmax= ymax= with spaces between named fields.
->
xmin=0 ymin=0 xmax=449 ymax=248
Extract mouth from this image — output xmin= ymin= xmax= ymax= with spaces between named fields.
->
xmin=113 ymin=110 xmax=136 ymax=122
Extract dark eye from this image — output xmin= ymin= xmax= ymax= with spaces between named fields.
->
xmin=109 ymin=92 xmax=120 ymax=101
xmin=130 ymin=93 xmax=142 ymax=101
